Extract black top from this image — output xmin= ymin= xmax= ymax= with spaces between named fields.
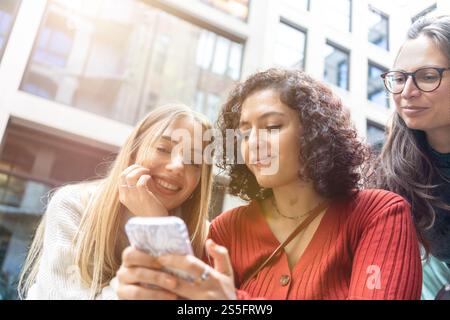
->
xmin=422 ymin=138 xmax=450 ymax=265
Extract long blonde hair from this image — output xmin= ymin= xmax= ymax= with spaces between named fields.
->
xmin=19 ymin=105 xmax=213 ymax=299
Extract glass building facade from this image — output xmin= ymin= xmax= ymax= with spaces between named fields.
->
xmin=20 ymin=0 xmax=243 ymax=125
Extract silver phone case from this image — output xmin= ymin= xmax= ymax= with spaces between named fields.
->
xmin=125 ymin=216 xmax=194 ymax=281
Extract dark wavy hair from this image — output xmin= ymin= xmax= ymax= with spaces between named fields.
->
xmin=216 ymin=68 xmax=370 ymax=202
xmin=375 ymin=16 xmax=450 ymax=251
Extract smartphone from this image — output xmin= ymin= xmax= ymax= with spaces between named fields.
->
xmin=125 ymin=216 xmax=194 ymax=282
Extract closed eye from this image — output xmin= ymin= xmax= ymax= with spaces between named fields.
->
xmin=421 ymin=74 xmax=439 ymax=81
xmin=156 ymin=146 xmax=171 ymax=154
xmin=266 ymin=125 xmax=282 ymax=131
xmin=392 ymin=77 xmax=405 ymax=83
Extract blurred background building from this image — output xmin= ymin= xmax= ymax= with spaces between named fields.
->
xmin=0 ymin=0 xmax=448 ymax=299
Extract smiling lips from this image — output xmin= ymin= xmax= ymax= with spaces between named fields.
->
xmin=402 ymin=106 xmax=429 ymax=117
xmin=152 ymin=176 xmax=182 ymax=194
xmin=252 ymin=157 xmax=275 ymax=168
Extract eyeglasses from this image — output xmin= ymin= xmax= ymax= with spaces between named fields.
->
xmin=380 ymin=67 xmax=450 ymax=94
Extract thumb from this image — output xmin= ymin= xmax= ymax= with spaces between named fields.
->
xmin=206 ymin=239 xmax=233 ymax=277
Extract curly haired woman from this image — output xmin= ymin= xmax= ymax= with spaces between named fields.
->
xmin=117 ymin=69 xmax=422 ymax=300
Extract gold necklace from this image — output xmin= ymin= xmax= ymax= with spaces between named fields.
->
xmin=270 ymin=196 xmax=324 ymax=221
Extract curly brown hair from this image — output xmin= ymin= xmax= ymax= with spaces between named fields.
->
xmin=216 ymin=68 xmax=371 ymax=201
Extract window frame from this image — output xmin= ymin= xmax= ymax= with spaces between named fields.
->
xmin=368 ymin=5 xmax=390 ymax=51
xmin=366 ymin=119 xmax=386 ymax=151
xmin=275 ymin=17 xmax=308 ymax=70
xmin=348 ymin=0 xmax=353 ymax=33
xmin=198 ymin=0 xmax=251 ymax=22
xmin=367 ymin=60 xmax=390 ymax=108
xmin=324 ymin=40 xmax=351 ymax=91
xmin=0 ymin=0 xmax=22 ymax=63
xmin=304 ymin=0 xmax=311 ymax=11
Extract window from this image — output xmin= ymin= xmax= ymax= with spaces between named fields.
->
xmin=228 ymin=42 xmax=242 ymax=80
xmin=21 ymin=74 xmax=57 ymax=99
xmin=0 ymin=171 xmax=26 ymax=208
xmin=273 ymin=20 xmax=306 ymax=70
xmin=315 ymin=0 xmax=352 ymax=32
xmin=205 ymin=93 xmax=221 ymax=123
xmin=197 ymin=30 xmax=243 ymax=80
xmin=367 ymin=121 xmax=385 ymax=153
xmin=152 ymin=35 xmax=170 ymax=75
xmin=302 ymin=0 xmax=310 ymax=11
xmin=368 ymin=6 xmax=389 ymax=50
xmin=32 ymin=11 xmax=74 ymax=68
xmin=324 ymin=42 xmax=350 ymax=90
xmin=368 ymin=62 xmax=389 ymax=108
xmin=0 ymin=0 xmax=21 ymax=62
xmin=412 ymin=3 xmax=437 ymax=23
xmin=20 ymin=0 xmax=243 ymax=125
xmin=0 ymin=123 xmax=112 ymax=300
xmin=194 ymin=90 xmax=221 ymax=123
xmin=199 ymin=0 xmax=249 ymax=21
xmin=0 ymin=227 xmax=11 ymax=269
xmin=212 ymin=36 xmax=231 ymax=75
xmin=0 ymin=225 xmax=12 ymax=299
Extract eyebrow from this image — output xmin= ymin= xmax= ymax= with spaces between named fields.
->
xmin=239 ymin=111 xmax=286 ymax=127
xmin=161 ymin=135 xmax=175 ymax=142
xmin=393 ymin=65 xmax=446 ymax=72
xmin=160 ymin=135 xmax=203 ymax=154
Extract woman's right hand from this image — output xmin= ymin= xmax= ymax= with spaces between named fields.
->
xmin=118 ymin=164 xmax=169 ymax=217
xmin=116 ymin=246 xmax=179 ymax=300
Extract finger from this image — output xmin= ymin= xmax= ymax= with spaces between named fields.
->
xmin=122 ymin=246 xmax=161 ymax=269
xmin=136 ymin=175 xmax=163 ymax=203
xmin=156 ymin=277 xmax=204 ymax=300
xmin=147 ymin=268 xmax=221 ymax=300
xmin=117 ymin=266 xmax=177 ymax=290
xmin=206 ymin=239 xmax=233 ymax=277
xmin=156 ymin=255 xmax=227 ymax=300
xmin=117 ymin=284 xmax=178 ymax=300
xmin=157 ymin=255 xmax=204 ymax=279
xmin=136 ymin=176 xmax=169 ymax=215
xmin=125 ymin=167 xmax=150 ymax=187
xmin=120 ymin=164 xmax=143 ymax=185
xmin=136 ymin=174 xmax=152 ymax=192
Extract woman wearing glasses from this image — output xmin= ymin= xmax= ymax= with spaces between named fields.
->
xmin=377 ymin=15 xmax=450 ymax=299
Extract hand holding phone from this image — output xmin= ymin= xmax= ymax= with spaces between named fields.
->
xmin=125 ymin=216 xmax=194 ymax=282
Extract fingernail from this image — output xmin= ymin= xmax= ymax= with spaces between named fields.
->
xmin=216 ymin=246 xmax=226 ymax=254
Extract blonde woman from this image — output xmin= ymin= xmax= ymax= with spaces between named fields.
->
xmin=18 ymin=105 xmax=213 ymax=299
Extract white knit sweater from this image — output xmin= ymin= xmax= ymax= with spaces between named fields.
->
xmin=26 ymin=183 xmax=119 ymax=300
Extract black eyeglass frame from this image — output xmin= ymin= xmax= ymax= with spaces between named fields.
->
xmin=380 ymin=67 xmax=450 ymax=94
